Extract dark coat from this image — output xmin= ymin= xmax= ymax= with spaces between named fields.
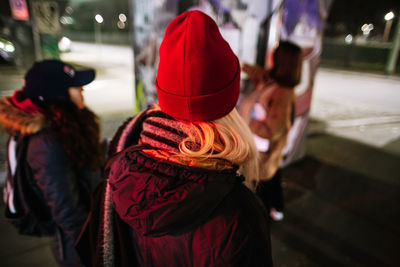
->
xmin=76 ymin=110 xmax=273 ymax=267
xmin=26 ymin=129 xmax=101 ymax=265
xmin=0 ymin=97 xmax=101 ymax=266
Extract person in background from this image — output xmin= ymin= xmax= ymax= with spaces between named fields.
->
xmin=76 ymin=11 xmax=273 ymax=267
xmin=239 ymin=41 xmax=303 ymax=221
xmin=0 ymin=60 xmax=103 ymax=266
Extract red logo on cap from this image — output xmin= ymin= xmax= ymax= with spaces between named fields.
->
xmin=64 ymin=65 xmax=75 ymax=77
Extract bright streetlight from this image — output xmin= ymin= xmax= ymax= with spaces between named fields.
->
xmin=118 ymin=13 xmax=127 ymax=30
xmin=94 ymin=14 xmax=103 ymax=45
xmin=361 ymin=23 xmax=374 ymax=36
xmin=119 ymin=13 xmax=127 ymax=22
xmin=383 ymin=11 xmax=395 ymax=42
xmin=95 ymin=14 xmax=104 ymax=24
xmin=385 ymin=11 xmax=394 ymax=21
xmin=345 ymin=34 xmax=353 ymax=44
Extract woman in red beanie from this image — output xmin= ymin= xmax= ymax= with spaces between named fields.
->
xmin=76 ymin=10 xmax=273 ymax=267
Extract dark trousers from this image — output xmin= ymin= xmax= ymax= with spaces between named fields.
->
xmin=256 ymin=170 xmax=284 ymax=212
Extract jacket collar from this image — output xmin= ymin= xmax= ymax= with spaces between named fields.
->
xmin=0 ymin=97 xmax=46 ymax=135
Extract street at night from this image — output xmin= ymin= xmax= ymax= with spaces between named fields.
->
xmin=0 ymin=41 xmax=399 ymax=266
xmin=1 ymin=0 xmax=400 ymax=265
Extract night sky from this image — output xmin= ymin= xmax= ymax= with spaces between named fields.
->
xmin=326 ymin=0 xmax=400 ymax=37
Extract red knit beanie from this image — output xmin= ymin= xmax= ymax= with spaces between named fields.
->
xmin=155 ymin=11 xmax=240 ymax=121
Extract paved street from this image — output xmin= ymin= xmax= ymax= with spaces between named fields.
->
xmin=311 ymin=69 xmax=400 ymax=155
xmin=0 ymin=42 xmax=399 ymax=266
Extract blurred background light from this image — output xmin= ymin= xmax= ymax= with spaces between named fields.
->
xmin=95 ymin=14 xmax=104 ymax=24
xmin=119 ymin=13 xmax=127 ymax=23
xmin=345 ymin=34 xmax=353 ymax=44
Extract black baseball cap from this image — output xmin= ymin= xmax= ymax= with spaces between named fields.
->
xmin=23 ymin=60 xmax=95 ymax=101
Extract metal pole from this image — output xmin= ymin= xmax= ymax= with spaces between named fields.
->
xmin=29 ymin=0 xmax=42 ymax=61
xmin=386 ymin=13 xmax=400 ymax=74
xmin=94 ymin=21 xmax=101 ymax=44
xmin=129 ymin=0 xmax=138 ymax=112
xmin=263 ymin=0 xmax=273 ymax=68
xmin=383 ymin=19 xmax=393 ymax=42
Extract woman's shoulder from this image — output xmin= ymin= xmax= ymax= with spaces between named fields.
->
xmin=211 ymin=181 xmax=269 ymax=227
xmin=28 ymin=128 xmax=59 ymax=145
xmin=199 ymin=182 xmax=272 ymax=264
xmin=26 ymin=128 xmax=67 ymax=160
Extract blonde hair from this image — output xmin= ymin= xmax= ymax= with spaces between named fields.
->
xmin=178 ymin=108 xmax=259 ymax=190
xmin=146 ymin=105 xmax=259 ymax=190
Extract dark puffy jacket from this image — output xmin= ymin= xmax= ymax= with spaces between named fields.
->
xmin=0 ymin=97 xmax=102 ymax=266
xmin=77 ymin=149 xmax=273 ymax=267
xmin=76 ymin=110 xmax=273 ymax=267
xmin=25 ymin=129 xmax=101 ymax=265
xmin=112 ymin=149 xmax=273 ymax=267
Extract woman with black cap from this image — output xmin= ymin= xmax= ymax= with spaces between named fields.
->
xmin=76 ymin=11 xmax=273 ymax=267
xmin=0 ymin=60 xmax=103 ymax=266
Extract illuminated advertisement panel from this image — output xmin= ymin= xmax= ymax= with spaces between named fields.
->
xmin=132 ymin=0 xmax=331 ymax=165
xmin=279 ymin=0 xmax=331 ymax=165
xmin=9 ymin=0 xmax=30 ymax=21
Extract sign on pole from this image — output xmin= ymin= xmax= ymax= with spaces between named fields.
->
xmin=9 ymin=0 xmax=30 ymax=21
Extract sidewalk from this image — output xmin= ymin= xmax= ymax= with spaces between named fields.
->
xmin=310 ymin=68 xmax=400 ymax=156
xmin=1 ymin=122 xmax=399 ymax=266
xmin=276 ymin=132 xmax=400 ymax=266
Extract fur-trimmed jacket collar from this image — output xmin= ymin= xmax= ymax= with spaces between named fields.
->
xmin=0 ymin=97 xmax=46 ymax=136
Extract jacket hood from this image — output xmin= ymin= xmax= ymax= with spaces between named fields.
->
xmin=109 ymin=149 xmax=241 ymax=237
xmin=0 ymin=97 xmax=46 ymax=135
xmin=107 ymin=108 xmax=241 ymax=237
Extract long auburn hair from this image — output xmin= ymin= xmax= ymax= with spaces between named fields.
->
xmin=42 ymin=99 xmax=103 ymax=170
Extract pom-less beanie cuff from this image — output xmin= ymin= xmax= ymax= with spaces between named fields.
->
xmin=156 ymin=59 xmax=240 ymax=122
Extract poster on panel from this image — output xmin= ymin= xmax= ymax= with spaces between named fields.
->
xmin=279 ymin=0 xmax=332 ymax=166
xmin=131 ymin=0 xmax=331 ymax=166
xmin=9 ymin=0 xmax=30 ymax=21
xmin=132 ymin=0 xmax=272 ymax=112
